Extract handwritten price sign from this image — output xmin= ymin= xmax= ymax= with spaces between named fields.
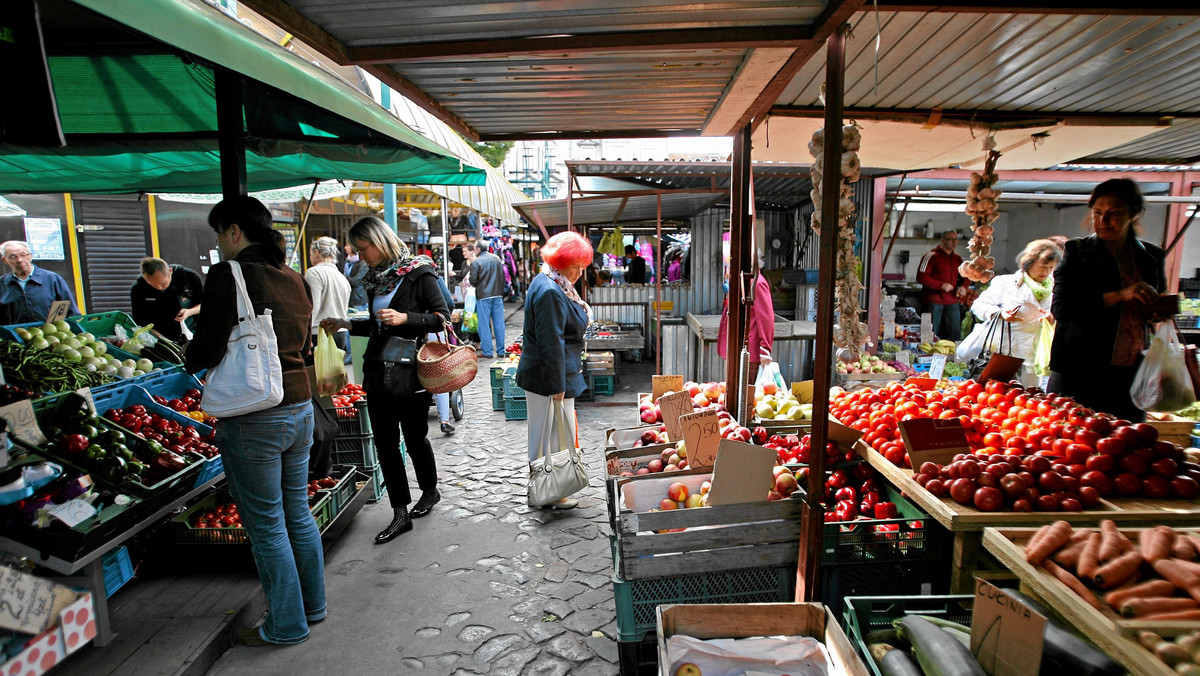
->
xmin=651 ymin=375 xmax=684 ymax=401
xmin=0 ymin=567 xmax=77 ymax=634
xmin=657 ymin=390 xmax=693 ymax=441
xmin=679 ymin=410 xmax=719 ymax=468
xmin=0 ymin=400 xmax=45 ymax=446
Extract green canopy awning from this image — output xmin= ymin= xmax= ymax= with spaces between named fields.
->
xmin=0 ymin=0 xmax=485 ymax=193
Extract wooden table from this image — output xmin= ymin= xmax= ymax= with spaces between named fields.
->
xmin=859 ymin=443 xmax=1200 ymax=593
xmin=585 ymin=331 xmax=643 ymax=383
xmin=684 ymin=313 xmax=817 ymax=382
xmin=983 ymin=526 xmax=1187 ymax=676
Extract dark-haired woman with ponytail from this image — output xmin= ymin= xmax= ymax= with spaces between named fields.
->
xmin=185 ymin=196 xmax=326 ymax=646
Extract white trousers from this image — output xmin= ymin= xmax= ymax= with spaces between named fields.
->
xmin=526 ymin=392 xmax=576 ymax=463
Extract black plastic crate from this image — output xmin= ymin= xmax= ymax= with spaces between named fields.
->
xmin=820 ymin=559 xmax=950 ymax=622
xmin=617 ymin=634 xmax=658 ymax=676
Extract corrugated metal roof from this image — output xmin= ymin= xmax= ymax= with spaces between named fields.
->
xmin=778 ymin=12 xmax=1200 ymax=115
xmin=1075 ymin=119 xmax=1200 ymax=164
xmin=514 ymin=191 xmax=723 ymax=228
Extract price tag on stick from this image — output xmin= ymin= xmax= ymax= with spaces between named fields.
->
xmin=651 ymin=375 xmax=684 ymax=401
xmin=657 ymin=390 xmax=693 ymax=441
xmin=45 ymin=300 xmax=71 ymax=324
xmin=928 ymin=354 xmax=947 ymax=381
xmin=679 ymin=410 xmax=720 ymax=468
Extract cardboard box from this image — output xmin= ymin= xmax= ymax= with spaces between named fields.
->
xmin=0 ymin=577 xmax=94 ymax=676
xmin=656 ymin=603 xmax=870 ymax=676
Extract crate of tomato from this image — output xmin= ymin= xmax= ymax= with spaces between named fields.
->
xmin=325 ymin=384 xmax=370 ymax=436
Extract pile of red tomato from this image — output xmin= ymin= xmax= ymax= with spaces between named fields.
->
xmin=191 ymin=502 xmax=241 ymax=529
xmin=834 ymin=378 xmax=1200 ymax=511
xmin=331 ymin=384 xmax=366 ymax=418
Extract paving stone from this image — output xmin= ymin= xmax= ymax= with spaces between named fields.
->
xmin=447 ymin=507 xmax=475 ymax=519
xmin=447 ymin=568 xmax=475 ymax=577
xmin=401 ymin=657 xmax=426 ymax=669
xmin=546 ymin=581 xmax=588 ymax=600
xmin=566 ymin=524 xmax=600 ymax=540
xmin=597 ymin=621 xmax=619 ymax=641
xmin=569 ymin=588 xmax=611 ymax=611
xmin=546 ymin=633 xmax=594 ymax=662
xmin=572 ymin=573 xmax=611 ymax=589
xmin=416 ymin=626 xmax=441 ymax=637
xmin=524 ymin=621 xmax=567 ymax=644
xmin=549 ymin=535 xmax=580 ymax=549
xmin=572 ymin=659 xmax=621 ymax=676
xmin=561 ymin=609 xmax=612 ymax=635
xmin=474 ymin=634 xmax=526 ymax=663
xmin=511 ymin=598 xmax=544 ymax=617
xmin=447 ymin=612 xmax=472 ymax=626
xmin=490 ymin=646 xmax=541 ymax=676
xmin=435 ymin=653 xmax=462 ymax=667
xmin=489 ymin=580 xmax=526 ymax=597
xmin=458 ymin=625 xmax=496 ymax=643
xmin=493 ymin=564 xmax=530 ymax=584
xmin=515 ymin=532 xmax=532 ymax=542
xmin=558 ymin=548 xmax=589 ymax=564
xmin=542 ymin=599 xmax=574 ymax=620
xmin=523 ymin=656 xmax=572 ymax=676
xmin=572 ymin=556 xmax=612 ymax=574
xmin=542 ymin=562 xmax=569 ymax=583
xmin=584 ymin=636 xmax=619 ymax=663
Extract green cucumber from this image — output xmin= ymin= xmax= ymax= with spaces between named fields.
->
xmin=920 ymin=616 xmax=972 ymax=648
xmin=1002 ymin=589 xmax=1123 ymax=676
xmin=878 ymin=648 xmax=923 ymax=676
xmin=896 ymin=615 xmax=985 ymax=676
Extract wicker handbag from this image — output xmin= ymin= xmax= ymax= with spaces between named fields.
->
xmin=417 ymin=320 xmax=478 ymax=394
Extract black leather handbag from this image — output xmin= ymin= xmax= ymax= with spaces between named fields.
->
xmin=363 ymin=335 xmax=421 ymax=396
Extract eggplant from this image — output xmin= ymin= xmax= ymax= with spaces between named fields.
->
xmin=1002 ymin=589 xmax=1123 ymax=676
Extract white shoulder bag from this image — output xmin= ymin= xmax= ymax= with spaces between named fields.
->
xmin=527 ymin=400 xmax=588 ymax=507
xmin=203 ymin=261 xmax=285 ymax=417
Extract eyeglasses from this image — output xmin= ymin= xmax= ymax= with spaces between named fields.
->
xmin=4 ymin=252 xmax=31 ymax=261
xmin=351 ymin=242 xmax=372 ymax=255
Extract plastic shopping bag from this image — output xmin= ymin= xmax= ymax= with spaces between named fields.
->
xmin=463 ymin=312 xmax=478 ymax=334
xmin=1131 ymin=322 xmax=1197 ymax=412
xmin=463 ymin=287 xmax=477 ymax=315
xmin=314 ymin=328 xmax=348 ymax=396
xmin=1033 ymin=318 xmax=1055 ymax=377
xmin=956 ymin=316 xmax=995 ymax=362
xmin=754 ymin=360 xmax=786 ymax=398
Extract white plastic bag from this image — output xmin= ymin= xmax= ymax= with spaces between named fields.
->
xmin=754 ymin=360 xmax=786 ymax=398
xmin=666 ymin=634 xmax=832 ymax=676
xmin=463 ymin=287 xmax=477 ymax=315
xmin=1131 ymin=322 xmax=1197 ymax=413
xmin=956 ymin=316 xmax=995 ymax=361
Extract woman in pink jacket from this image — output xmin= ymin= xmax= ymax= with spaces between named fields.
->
xmin=717 ymin=267 xmax=775 ymax=376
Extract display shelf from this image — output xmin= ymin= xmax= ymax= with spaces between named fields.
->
xmin=858 ymin=441 xmax=1200 ymax=592
xmin=982 ymin=526 xmax=1185 ymax=676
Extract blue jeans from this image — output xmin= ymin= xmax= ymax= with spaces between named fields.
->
xmin=926 ymin=302 xmax=963 ymax=341
xmin=217 ymin=401 xmax=325 ymax=645
xmin=476 ymin=296 xmax=506 ymax=357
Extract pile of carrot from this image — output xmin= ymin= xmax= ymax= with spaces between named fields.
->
xmin=1024 ymin=520 xmax=1200 ymax=621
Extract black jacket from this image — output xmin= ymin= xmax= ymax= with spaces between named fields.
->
xmin=347 ymin=260 xmax=369 ymax=308
xmin=349 ymin=264 xmax=450 ymax=349
xmin=516 ymin=274 xmax=588 ymax=398
xmin=1049 ymin=234 xmax=1166 ymax=376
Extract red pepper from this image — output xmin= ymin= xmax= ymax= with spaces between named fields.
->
xmin=59 ymin=434 xmax=89 ymax=455
xmin=828 ymin=469 xmax=850 ymax=489
xmin=119 ymin=414 xmax=142 ymax=432
xmin=834 ymin=486 xmax=857 ymax=502
xmin=874 ymin=502 xmax=899 ymax=519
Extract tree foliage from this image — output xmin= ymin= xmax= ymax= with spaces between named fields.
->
xmin=469 ymin=141 xmax=514 ymax=168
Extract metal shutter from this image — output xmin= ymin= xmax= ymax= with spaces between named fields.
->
xmin=74 ymin=198 xmax=150 ymax=313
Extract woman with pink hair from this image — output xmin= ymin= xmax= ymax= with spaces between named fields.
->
xmin=516 ymin=231 xmax=593 ymax=510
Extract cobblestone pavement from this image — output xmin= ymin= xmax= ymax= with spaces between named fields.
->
xmin=207 ymin=305 xmax=624 ymax=676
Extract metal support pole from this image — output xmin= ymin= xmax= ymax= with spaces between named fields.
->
xmin=380 ymin=87 xmax=398 ymax=231
xmin=441 ymin=196 xmax=451 ymax=285
xmin=655 ymin=193 xmax=663 ymax=374
xmin=566 ymin=164 xmax=575 ymax=232
xmin=799 ymin=23 xmax=848 ymax=604
xmin=725 ymin=125 xmax=752 ymax=417
xmin=214 ymin=70 xmax=247 ymax=200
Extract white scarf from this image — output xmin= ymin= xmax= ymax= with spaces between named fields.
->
xmin=541 ymin=264 xmax=593 ymax=324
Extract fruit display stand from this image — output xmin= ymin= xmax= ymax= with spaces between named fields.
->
xmin=858 ymin=442 xmax=1200 ymax=593
xmin=982 ymin=526 xmax=1189 ymax=676
xmin=655 ymin=602 xmax=870 ymax=676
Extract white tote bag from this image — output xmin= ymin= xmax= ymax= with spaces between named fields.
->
xmin=203 ymin=261 xmax=285 ymax=417
xmin=527 ymin=400 xmax=588 ymax=507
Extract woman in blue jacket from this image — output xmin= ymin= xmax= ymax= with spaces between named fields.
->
xmin=516 ymin=232 xmax=593 ymax=510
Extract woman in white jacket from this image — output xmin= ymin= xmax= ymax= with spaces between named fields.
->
xmin=970 ymin=239 xmax=1062 ymax=384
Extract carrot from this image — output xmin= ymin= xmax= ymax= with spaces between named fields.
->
xmin=1105 ymin=579 xmax=1178 ymax=608
xmin=1120 ymin=597 xmax=1199 ymax=618
xmin=1025 ymin=524 xmax=1052 ymax=562
xmin=1139 ymin=609 xmax=1200 ymax=621
xmin=1099 ymin=520 xmax=1125 ymax=562
xmin=1169 ymin=558 xmax=1200 ymax=577
xmin=1187 ymin=534 xmax=1200 ymax=559
xmin=1078 ymin=532 xmax=1104 ymax=580
xmin=1152 ymin=559 xmax=1200 ymax=602
xmin=1139 ymin=526 xmax=1176 ymax=564
xmin=1094 ymin=549 xmax=1146 ymax=589
xmin=1027 ymin=521 xmax=1074 ymax=565
xmin=1044 ymin=560 xmax=1104 ymax=610
xmin=1172 ymin=536 xmax=1197 ymax=562
xmin=1053 ymin=534 xmax=1091 ymax=569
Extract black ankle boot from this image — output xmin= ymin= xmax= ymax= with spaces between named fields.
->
xmin=410 ymin=489 xmax=441 ymax=518
xmin=375 ymin=508 xmax=412 ymax=544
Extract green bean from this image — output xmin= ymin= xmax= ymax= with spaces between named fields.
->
xmin=0 ymin=340 xmax=113 ymax=393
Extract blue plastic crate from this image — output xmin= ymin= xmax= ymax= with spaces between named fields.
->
xmin=102 ymin=546 xmax=134 ymax=597
xmin=0 ymin=319 xmax=85 ymax=344
xmin=502 ymin=374 xmax=525 ymax=399
xmin=504 ymin=396 xmax=527 ymax=421
xmin=138 ymin=366 xmax=204 ymax=400
xmin=193 ymin=455 xmax=224 ymax=488
xmin=593 ymin=374 xmax=615 ymax=396
xmin=492 ymin=387 xmax=505 ymax=411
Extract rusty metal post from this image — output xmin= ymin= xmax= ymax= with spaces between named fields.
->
xmin=798 ymin=22 xmax=847 ymax=603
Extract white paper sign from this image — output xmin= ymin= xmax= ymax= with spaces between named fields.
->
xmin=896 ymin=350 xmax=911 ymax=365
xmin=929 ymin=354 xmax=948 ymax=381
xmin=47 ymin=499 xmax=97 ymax=528
xmin=23 ymin=217 xmax=65 ymax=260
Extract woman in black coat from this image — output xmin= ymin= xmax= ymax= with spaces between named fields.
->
xmin=1048 ymin=178 xmax=1167 ymax=422
xmin=516 ymin=232 xmax=593 ymax=510
xmin=321 ymin=217 xmax=449 ymax=543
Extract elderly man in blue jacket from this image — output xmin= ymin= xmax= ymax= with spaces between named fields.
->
xmin=0 ymin=241 xmax=79 ymax=324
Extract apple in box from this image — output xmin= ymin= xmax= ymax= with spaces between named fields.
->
xmin=639 ymin=429 xmax=659 ymax=446
xmin=667 ymin=482 xmax=689 ymax=502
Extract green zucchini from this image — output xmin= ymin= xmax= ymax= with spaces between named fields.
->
xmin=878 ymin=648 xmax=923 ymax=676
xmin=1002 ymin=589 xmax=1123 ymax=676
xmin=920 ymin=616 xmax=972 ymax=648
xmin=896 ymin=615 xmax=985 ymax=676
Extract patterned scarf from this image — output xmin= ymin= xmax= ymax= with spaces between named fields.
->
xmin=363 ymin=240 xmax=428 ymax=297
xmin=541 ymin=264 xmax=593 ymax=324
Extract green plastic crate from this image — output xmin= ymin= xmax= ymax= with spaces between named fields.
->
xmin=821 ymin=483 xmax=946 ymax=565
xmin=317 ymin=465 xmax=358 ymax=515
xmin=822 ymin=561 xmax=951 ymax=625
xmin=843 ymin=595 xmax=973 ymax=676
xmin=592 ymin=374 xmax=615 ymax=396
xmin=322 ymin=400 xmax=372 ymax=436
xmin=71 ymin=311 xmax=139 ymax=339
xmin=612 ymin=565 xmax=794 ymax=642
xmin=504 ymin=396 xmax=527 ymax=421
xmin=489 ymin=364 xmax=506 ymax=388
xmin=492 ymin=387 xmax=505 ymax=411
xmin=502 ymin=374 xmax=525 ymax=400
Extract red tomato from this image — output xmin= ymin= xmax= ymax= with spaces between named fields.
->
xmin=1113 ymin=473 xmax=1143 ymax=496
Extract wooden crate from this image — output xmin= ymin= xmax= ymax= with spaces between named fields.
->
xmin=983 ymin=526 xmax=1194 ymax=676
xmin=1146 ymin=413 xmax=1195 ymax=438
xmin=655 ymin=603 xmax=870 ymax=676
xmin=606 ymin=472 xmax=803 ymax=580
xmin=604 ymin=443 xmax=681 ymax=477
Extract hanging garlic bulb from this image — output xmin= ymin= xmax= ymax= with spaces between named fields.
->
xmin=961 ymin=148 xmax=1003 ymax=283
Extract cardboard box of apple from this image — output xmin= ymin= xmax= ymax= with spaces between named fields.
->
xmin=835 ymin=353 xmax=899 ymax=375
xmin=638 ymin=381 xmax=728 ymax=424
xmin=753 ymin=390 xmax=813 ymax=421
